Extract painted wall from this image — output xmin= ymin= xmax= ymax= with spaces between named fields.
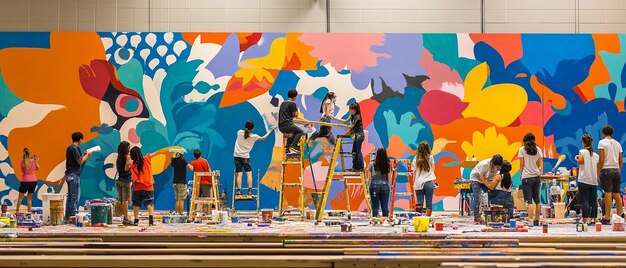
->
xmin=0 ymin=32 xmax=624 ymax=212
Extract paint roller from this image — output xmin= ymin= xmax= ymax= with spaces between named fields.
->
xmin=550 ymin=154 xmax=567 ymax=174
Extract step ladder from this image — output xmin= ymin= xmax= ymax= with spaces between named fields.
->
xmin=231 ymin=169 xmax=260 ymax=217
xmin=389 ymin=159 xmax=417 ymax=214
xmin=315 ymin=135 xmax=372 ymax=222
xmin=278 ymin=134 xmax=306 ymax=218
xmin=189 ymin=171 xmax=220 ymax=221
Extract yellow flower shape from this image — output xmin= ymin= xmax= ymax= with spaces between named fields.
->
xmin=462 ymin=62 xmax=528 ymax=127
xmin=461 ymin=126 xmax=521 ymax=175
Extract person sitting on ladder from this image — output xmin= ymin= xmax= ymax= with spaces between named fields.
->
xmin=278 ymin=89 xmax=304 ymax=154
xmin=308 ymin=91 xmax=337 ymax=146
xmin=234 ymin=120 xmax=274 ymax=195
xmin=412 ymin=142 xmax=436 ymax=217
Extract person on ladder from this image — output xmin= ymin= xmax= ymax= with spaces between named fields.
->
xmin=308 ymin=92 xmax=337 ymax=146
xmin=334 ymin=102 xmax=365 ymax=171
xmin=234 ymin=120 xmax=274 ymax=195
xmin=278 ymin=89 xmax=304 ymax=154
xmin=368 ymin=147 xmax=392 ymax=218
xmin=412 ymin=142 xmax=436 ymax=217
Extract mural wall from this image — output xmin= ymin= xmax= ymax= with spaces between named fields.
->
xmin=0 ymin=32 xmax=625 ymax=211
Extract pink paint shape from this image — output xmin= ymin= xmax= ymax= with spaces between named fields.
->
xmin=517 ymin=101 xmax=543 ymax=127
xmin=298 ymin=33 xmax=390 ymax=72
xmin=418 ymin=90 xmax=467 ymax=125
xmin=115 ymin=94 xmax=143 ymax=117
xmin=128 ymin=128 xmax=140 ymax=144
xmin=419 ymin=49 xmax=463 ymax=98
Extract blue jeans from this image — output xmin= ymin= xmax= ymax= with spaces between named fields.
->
xmin=578 ymin=182 xmax=598 ymax=219
xmin=369 ymin=180 xmax=390 ymax=217
xmin=471 ymin=181 xmax=488 ymax=220
xmin=66 ymin=173 xmax=81 ymax=219
xmin=352 ymin=134 xmax=364 ymax=171
xmin=488 ymin=190 xmax=514 ymax=221
xmin=416 ymin=181 xmax=435 ymax=209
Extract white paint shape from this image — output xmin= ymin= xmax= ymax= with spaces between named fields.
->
xmin=0 ymin=162 xmax=14 ymax=177
xmin=143 ymin=74 xmax=167 ymax=126
xmin=156 ymin=45 xmax=168 ymax=57
xmin=45 ymin=161 xmax=66 ymax=184
xmin=0 ymin=102 xmax=64 ymax=136
xmin=145 ymin=33 xmax=157 ymax=47
xmin=140 ymin=48 xmax=150 ymax=61
xmin=173 ymin=40 xmax=187 ymax=56
xmin=99 ymin=101 xmax=118 ymax=127
xmin=101 ymin=37 xmax=113 ymax=51
xmin=166 ymin=54 xmax=176 ymax=65
xmin=116 ymin=34 xmax=128 ymax=47
xmin=130 ymin=35 xmax=141 ymax=47
xmin=457 ymin=33 xmax=476 ymax=60
xmin=164 ymin=32 xmax=174 ymax=44
xmin=104 ymin=153 xmax=118 ymax=179
xmin=148 ymin=58 xmax=159 ymax=70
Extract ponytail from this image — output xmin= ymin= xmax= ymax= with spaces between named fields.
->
xmin=244 ymin=120 xmax=254 ymax=139
xmin=500 ymin=161 xmax=512 ymax=189
xmin=582 ymin=134 xmax=594 ymax=155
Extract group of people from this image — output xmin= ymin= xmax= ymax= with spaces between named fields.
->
xmin=10 ymin=85 xmax=625 ymax=226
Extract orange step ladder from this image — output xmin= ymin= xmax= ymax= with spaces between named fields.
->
xmin=389 ymin=159 xmax=417 ymax=215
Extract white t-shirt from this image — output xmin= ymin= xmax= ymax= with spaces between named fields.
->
xmin=494 ymin=178 xmax=512 ymax=192
xmin=234 ymin=130 xmax=260 ymax=159
xmin=578 ymin=149 xmax=599 ymax=186
xmin=598 ymin=138 xmax=623 ymax=169
xmin=470 ymin=158 xmax=497 ymax=183
xmin=517 ymin=146 xmax=543 ymax=179
xmin=412 ymin=155 xmax=436 ymax=190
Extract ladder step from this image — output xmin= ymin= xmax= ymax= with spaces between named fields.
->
xmin=396 ymin=172 xmax=411 ymax=176
xmin=395 ymin=192 xmax=413 ymax=196
xmin=337 ymin=152 xmax=353 ymax=155
xmin=282 ymin=183 xmax=303 ymax=186
xmin=346 ymin=183 xmax=364 ymax=186
xmin=335 ymin=172 xmax=363 ymax=176
xmin=283 ymin=161 xmax=302 ymax=165
xmin=234 ymin=195 xmax=257 ymax=200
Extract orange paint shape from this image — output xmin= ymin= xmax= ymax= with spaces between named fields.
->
xmin=387 ymin=135 xmax=407 ymax=159
xmin=530 ymin=75 xmax=567 ymax=110
xmin=181 ymin=32 xmax=230 ymax=46
xmin=284 ymin=33 xmax=317 ymax=70
xmin=0 ymin=32 xmax=105 ymax=182
xmin=576 ymin=34 xmax=619 ymax=102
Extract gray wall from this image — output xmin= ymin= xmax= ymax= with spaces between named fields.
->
xmin=0 ymin=0 xmax=624 ymax=32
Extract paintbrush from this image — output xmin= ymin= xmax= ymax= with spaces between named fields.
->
xmin=550 ymin=155 xmax=567 ymax=174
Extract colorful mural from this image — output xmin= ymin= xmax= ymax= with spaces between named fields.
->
xmin=0 ymin=32 xmax=625 ymax=212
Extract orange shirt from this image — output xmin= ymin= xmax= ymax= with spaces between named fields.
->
xmin=190 ymin=157 xmax=212 ymax=184
xmin=131 ymin=154 xmax=154 ymax=191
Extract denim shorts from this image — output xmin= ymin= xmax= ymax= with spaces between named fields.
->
xmin=600 ymin=168 xmax=621 ymax=193
xmin=521 ymin=176 xmax=541 ymax=204
xmin=234 ymin=157 xmax=251 ymax=172
xmin=132 ymin=190 xmax=154 ymax=207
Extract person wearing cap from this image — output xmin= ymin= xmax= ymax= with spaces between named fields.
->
xmin=469 ymin=154 xmax=504 ymax=224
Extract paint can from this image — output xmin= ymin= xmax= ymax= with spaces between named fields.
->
xmin=413 ymin=216 xmax=430 ymax=232
xmin=596 ymin=222 xmax=602 ymax=232
xmin=576 ymin=222 xmax=584 ymax=232
xmin=261 ymin=209 xmax=273 ymax=223
xmin=340 ymin=222 xmax=353 ymax=232
xmin=49 ymin=200 xmax=64 ymax=226
xmin=231 ymin=217 xmax=240 ymax=223
xmin=542 ymin=223 xmax=548 ymax=234
xmin=435 ymin=222 xmax=444 ymax=231
xmin=90 ymin=203 xmax=110 ymax=225
xmin=1 ymin=204 xmax=7 ymax=215
xmin=305 ymin=210 xmax=315 ymax=220
xmin=220 ymin=211 xmax=229 ymax=224
xmin=509 ymin=219 xmax=517 ymax=228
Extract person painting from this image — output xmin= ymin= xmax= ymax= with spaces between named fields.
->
xmin=469 ymin=154 xmax=504 ymax=224
xmin=16 ymin=148 xmax=39 ymax=213
xmin=171 ymin=152 xmax=193 ymax=214
xmin=518 ymin=133 xmax=544 ymax=226
xmin=130 ymin=146 xmax=170 ymax=226
xmin=234 ymin=120 xmax=274 ymax=195
xmin=597 ymin=125 xmax=623 ymax=225
xmin=116 ymin=141 xmax=132 ymax=225
xmin=335 ymin=102 xmax=365 ymax=171
xmin=278 ymin=89 xmax=304 ymax=154
xmin=65 ymin=132 xmax=92 ymax=220
xmin=368 ymin=147 xmax=392 ymax=218
xmin=576 ymin=134 xmax=599 ymax=225
xmin=412 ymin=142 xmax=436 ymax=217
xmin=190 ymin=149 xmax=212 ymax=198
xmin=482 ymin=160 xmax=515 ymax=222
xmin=309 ymin=92 xmax=337 ymax=145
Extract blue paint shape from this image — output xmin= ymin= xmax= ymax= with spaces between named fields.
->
xmin=0 ymin=32 xmax=50 ymax=50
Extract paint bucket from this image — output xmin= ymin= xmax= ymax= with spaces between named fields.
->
xmin=435 ymin=222 xmax=444 ymax=231
xmin=49 ymin=200 xmax=64 ymax=226
xmin=596 ymin=222 xmax=602 ymax=232
xmin=1 ymin=204 xmax=7 ymax=214
xmin=340 ymin=222 xmax=353 ymax=232
xmin=542 ymin=223 xmax=549 ymax=234
xmin=305 ymin=210 xmax=315 ymax=220
xmin=90 ymin=203 xmax=110 ymax=225
xmin=413 ymin=216 xmax=430 ymax=232
xmin=212 ymin=210 xmax=220 ymax=221
xmin=541 ymin=205 xmax=552 ymax=218
xmin=9 ymin=219 xmax=16 ymax=228
xmin=509 ymin=219 xmax=517 ymax=228
xmin=220 ymin=211 xmax=229 ymax=224
xmin=261 ymin=209 xmax=273 ymax=223
xmin=553 ymin=202 xmax=565 ymax=219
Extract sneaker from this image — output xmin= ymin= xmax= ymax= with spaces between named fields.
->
xmin=289 ymin=147 xmax=300 ymax=154
xmin=133 ymin=219 xmax=139 ymax=226
xmin=122 ymin=219 xmax=133 ymax=226
xmin=236 ymin=189 xmax=242 ymax=195
xmin=601 ymin=218 xmax=611 ymax=225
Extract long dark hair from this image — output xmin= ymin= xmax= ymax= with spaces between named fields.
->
xmin=582 ymin=134 xmax=594 ymax=155
xmin=499 ymin=160 xmax=512 ymax=189
xmin=523 ymin=133 xmax=538 ymax=155
xmin=373 ymin=147 xmax=390 ymax=175
xmin=244 ymin=120 xmax=254 ymax=139
xmin=319 ymin=92 xmax=336 ymax=113
xmin=130 ymin=146 xmax=144 ymax=174
xmin=349 ymin=102 xmax=361 ymax=116
xmin=117 ymin=141 xmax=130 ymax=165
xmin=415 ymin=142 xmax=431 ymax=172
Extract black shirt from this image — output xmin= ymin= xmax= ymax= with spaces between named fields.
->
xmin=349 ymin=114 xmax=364 ymax=135
xmin=116 ymin=157 xmax=132 ymax=183
xmin=171 ymin=156 xmax=188 ymax=184
xmin=65 ymin=144 xmax=82 ymax=175
xmin=279 ymin=100 xmax=298 ymax=127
